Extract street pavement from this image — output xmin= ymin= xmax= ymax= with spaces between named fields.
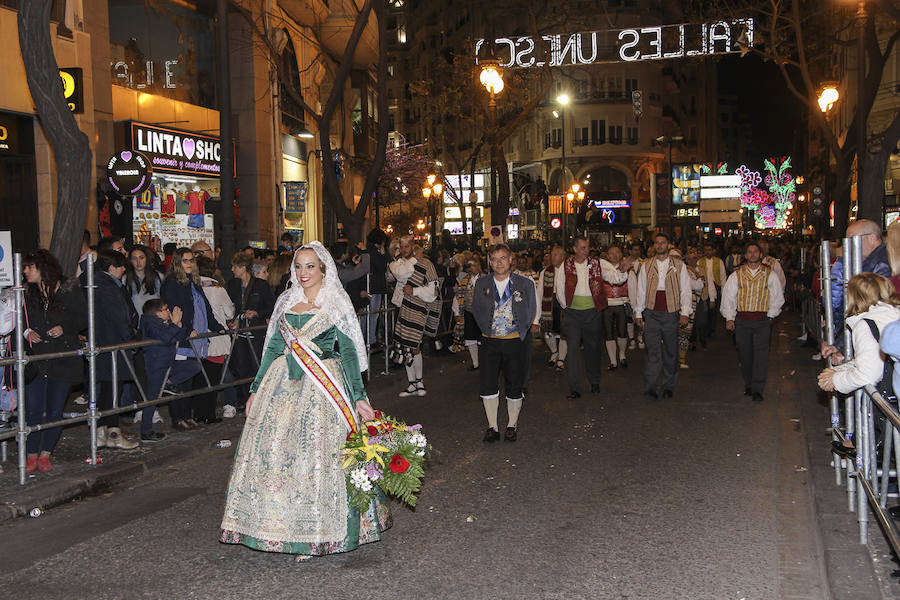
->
xmin=0 ymin=316 xmax=895 ymax=599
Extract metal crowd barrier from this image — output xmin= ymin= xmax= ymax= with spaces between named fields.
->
xmin=0 ymin=253 xmax=458 ymax=486
xmin=822 ymin=236 xmax=900 ymax=560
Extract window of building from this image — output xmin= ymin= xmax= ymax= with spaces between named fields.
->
xmin=109 ymin=0 xmax=217 ymax=109
xmin=626 ymin=126 xmax=638 ymax=145
xmin=591 ymin=119 xmax=606 ymax=144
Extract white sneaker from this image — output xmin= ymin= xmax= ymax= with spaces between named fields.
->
xmin=223 ymin=405 xmax=237 ymax=418
xmin=73 ymin=395 xmax=88 ymax=405
xmin=796 ymin=333 xmax=808 ymax=341
xmin=416 ymin=381 xmax=427 ymax=397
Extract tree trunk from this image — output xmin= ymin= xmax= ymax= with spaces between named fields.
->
xmin=349 ymin=0 xmax=390 ymax=245
xmin=860 ymin=147 xmax=890 ymax=224
xmin=18 ymin=1 xmax=92 ymax=275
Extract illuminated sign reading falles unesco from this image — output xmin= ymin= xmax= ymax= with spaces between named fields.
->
xmin=475 ymin=18 xmax=754 ymax=68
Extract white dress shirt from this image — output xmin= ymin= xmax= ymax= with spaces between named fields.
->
xmin=719 ymin=266 xmax=785 ymax=321
xmin=634 ymin=256 xmax=694 ymax=319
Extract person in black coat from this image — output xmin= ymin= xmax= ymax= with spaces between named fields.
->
xmin=88 ymin=250 xmax=141 ymax=450
xmin=160 ymin=247 xmax=226 ymax=426
xmin=21 ymin=250 xmax=88 ymax=473
xmin=225 ymin=251 xmax=274 ymax=407
xmin=365 ymin=229 xmax=389 ymax=348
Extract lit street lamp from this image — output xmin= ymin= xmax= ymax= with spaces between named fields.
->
xmin=422 ymin=173 xmax=443 ymax=243
xmin=817 ymin=85 xmax=839 ymax=114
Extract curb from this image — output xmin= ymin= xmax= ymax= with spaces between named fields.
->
xmin=0 ymin=422 xmax=243 ymax=524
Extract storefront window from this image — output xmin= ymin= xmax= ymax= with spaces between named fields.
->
xmin=108 ymin=0 xmax=217 ymax=109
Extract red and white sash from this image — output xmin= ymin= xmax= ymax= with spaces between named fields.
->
xmin=279 ymin=317 xmax=358 ymax=434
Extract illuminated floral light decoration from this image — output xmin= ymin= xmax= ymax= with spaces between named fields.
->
xmin=735 ymin=157 xmax=795 ymax=229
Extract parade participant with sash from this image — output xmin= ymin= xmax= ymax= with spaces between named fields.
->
xmin=537 ymin=245 xmax=568 ymax=370
xmin=220 ymin=243 xmax=391 ymax=558
xmin=720 ymin=241 xmax=785 ymax=401
xmin=451 ymin=256 xmax=483 ymax=370
xmin=472 ymin=244 xmax=539 ymax=443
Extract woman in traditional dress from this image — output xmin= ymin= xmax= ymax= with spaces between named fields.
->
xmin=220 ymin=242 xmax=391 ymax=558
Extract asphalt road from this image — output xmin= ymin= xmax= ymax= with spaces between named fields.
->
xmin=0 ymin=321 xmax=842 ymax=599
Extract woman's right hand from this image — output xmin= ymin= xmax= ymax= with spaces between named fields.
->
xmin=26 ymin=330 xmax=42 ymax=344
xmin=245 ymin=393 xmax=255 ymax=416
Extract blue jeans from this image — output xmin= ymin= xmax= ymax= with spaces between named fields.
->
xmin=146 ymin=361 xmax=201 ymax=433
xmin=24 ymin=376 xmax=71 ymax=454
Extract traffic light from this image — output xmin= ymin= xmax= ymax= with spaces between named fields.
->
xmin=811 ymin=184 xmax=825 ymax=220
xmin=631 ymin=90 xmax=642 ymax=121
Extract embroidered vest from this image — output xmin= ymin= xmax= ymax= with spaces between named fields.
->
xmin=736 ymin=264 xmax=771 ymax=312
xmin=563 ymin=257 xmax=607 ymax=311
xmin=489 ymin=282 xmax=518 ymax=339
xmin=644 ymin=256 xmax=683 ymax=313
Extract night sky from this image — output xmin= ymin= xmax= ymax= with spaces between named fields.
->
xmin=718 ymin=53 xmax=807 ymax=173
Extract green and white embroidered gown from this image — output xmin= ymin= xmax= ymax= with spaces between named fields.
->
xmin=219 ymin=310 xmax=392 ymax=555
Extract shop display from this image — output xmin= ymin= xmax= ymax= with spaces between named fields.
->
xmin=132 ymin=177 xmax=217 ymax=251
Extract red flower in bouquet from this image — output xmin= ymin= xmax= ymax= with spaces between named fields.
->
xmin=374 ymin=410 xmax=383 ymax=420
xmin=367 ymin=425 xmax=379 ymax=436
xmin=389 ymin=454 xmax=410 ymax=474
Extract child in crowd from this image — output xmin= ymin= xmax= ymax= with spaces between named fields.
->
xmin=139 ymin=299 xmax=202 ymax=439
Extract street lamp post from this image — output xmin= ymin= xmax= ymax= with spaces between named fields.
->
xmin=480 ymin=57 xmax=504 ymax=241
xmin=557 ymin=93 xmax=571 ymax=244
xmin=854 ymin=0 xmax=867 ymax=207
xmin=656 ymin=135 xmax=683 ymax=237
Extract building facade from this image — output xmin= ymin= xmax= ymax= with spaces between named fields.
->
xmin=0 ymin=0 xmax=380 ymax=258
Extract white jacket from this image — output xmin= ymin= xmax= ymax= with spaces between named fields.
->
xmin=200 ymin=276 xmax=236 ymax=358
xmin=833 ymin=302 xmax=900 ymax=395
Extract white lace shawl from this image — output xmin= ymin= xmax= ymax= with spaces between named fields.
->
xmin=262 ymin=242 xmax=368 ymax=372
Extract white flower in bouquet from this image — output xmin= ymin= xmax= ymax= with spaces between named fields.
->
xmin=350 ymin=468 xmax=372 ymax=492
xmin=410 ymin=432 xmax=427 ymax=448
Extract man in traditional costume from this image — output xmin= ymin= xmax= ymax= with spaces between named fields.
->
xmin=696 ymin=243 xmax=726 ymax=344
xmin=472 ymin=244 xmax=539 ymax=443
xmin=537 ymin=245 xmax=568 ymax=370
xmin=602 ymin=245 xmax=636 ymax=370
xmin=634 ymin=233 xmax=694 ymax=399
xmin=556 ymin=236 xmax=624 ymax=400
xmin=390 ymin=235 xmax=441 ymax=397
xmin=720 ymin=241 xmax=785 ymax=401
xmin=451 ymin=256 xmax=483 ymax=369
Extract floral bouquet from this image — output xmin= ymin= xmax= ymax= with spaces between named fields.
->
xmin=341 ymin=411 xmax=430 ymax=513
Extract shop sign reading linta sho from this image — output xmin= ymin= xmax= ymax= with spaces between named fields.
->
xmin=129 ymin=122 xmax=235 ymax=177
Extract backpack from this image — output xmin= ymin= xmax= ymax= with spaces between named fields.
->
xmin=863 ymin=318 xmax=896 ymax=401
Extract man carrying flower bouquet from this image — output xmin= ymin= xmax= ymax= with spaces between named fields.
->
xmin=472 ymin=244 xmax=539 ymax=443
